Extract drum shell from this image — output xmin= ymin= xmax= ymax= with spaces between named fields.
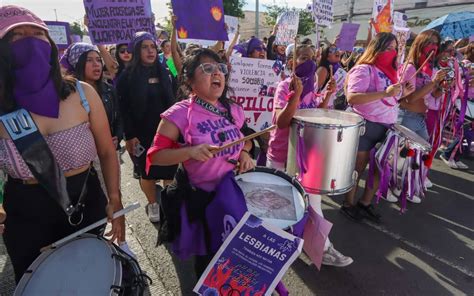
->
xmin=287 ymin=109 xmax=365 ymax=195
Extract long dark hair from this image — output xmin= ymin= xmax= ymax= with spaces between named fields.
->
xmin=115 ymin=43 xmax=129 ymax=77
xmin=0 ymin=32 xmax=76 ymax=112
xmin=319 ymin=44 xmax=337 ymax=70
xmin=406 ymin=29 xmax=441 ymax=69
xmin=179 ymin=48 xmax=235 ymax=123
xmin=74 ymin=50 xmax=103 ymax=89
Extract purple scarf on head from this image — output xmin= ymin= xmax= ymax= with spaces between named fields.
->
xmin=10 ymin=37 xmax=60 ymax=118
xmin=234 ymin=37 xmax=265 ymax=58
xmin=295 ymin=60 xmax=317 ymax=99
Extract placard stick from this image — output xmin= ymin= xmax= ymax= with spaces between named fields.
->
xmin=41 ymin=202 xmax=141 ymax=251
xmin=211 ymin=125 xmax=276 ymax=154
xmin=329 ymin=64 xmax=333 ymax=79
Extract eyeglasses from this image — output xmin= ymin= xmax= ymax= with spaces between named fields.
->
xmin=118 ymin=48 xmax=130 ymax=54
xmin=199 ymin=63 xmax=228 ymax=75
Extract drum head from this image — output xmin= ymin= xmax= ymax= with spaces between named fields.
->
xmin=293 ymin=109 xmax=364 ymax=127
xmin=236 ymin=167 xmax=307 ymax=229
xmin=393 ymin=124 xmax=431 ymax=152
xmin=15 ymin=235 xmax=121 ymax=296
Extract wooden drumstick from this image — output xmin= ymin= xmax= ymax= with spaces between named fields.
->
xmin=406 ymin=50 xmax=435 ymax=82
xmin=211 ymin=125 xmax=276 ymax=154
xmin=292 ymin=36 xmax=298 ymax=73
xmin=329 ymin=64 xmax=334 ymax=79
xmin=40 ymin=202 xmax=140 ymax=252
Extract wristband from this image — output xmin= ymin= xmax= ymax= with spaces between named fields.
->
xmin=241 ymin=149 xmax=250 ymax=155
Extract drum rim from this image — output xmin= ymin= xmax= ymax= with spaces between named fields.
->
xmin=14 ymin=234 xmax=123 ymax=295
xmin=237 ymin=166 xmax=309 ymax=224
xmin=391 ymin=124 xmax=432 ymax=152
xmin=291 ymin=109 xmax=365 ymax=129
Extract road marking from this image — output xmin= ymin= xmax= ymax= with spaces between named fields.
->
xmin=429 ymin=184 xmax=474 ymax=201
xmin=322 ymin=199 xmax=474 ymax=278
xmin=429 ymin=213 xmax=474 ymax=233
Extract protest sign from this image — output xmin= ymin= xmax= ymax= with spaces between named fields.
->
xmin=275 ymin=11 xmax=300 ymax=46
xmin=194 ymin=212 xmax=303 ymax=296
xmin=372 ymin=0 xmax=393 ymax=33
xmin=45 ymin=21 xmax=71 ymax=50
xmin=312 ymin=0 xmax=334 ymax=27
xmin=172 ymin=0 xmax=228 ymax=41
xmin=83 ymin=0 xmax=155 ymax=45
xmin=229 ymin=57 xmax=282 ymax=131
xmin=179 ymin=15 xmax=239 ymax=48
xmin=393 ymin=26 xmax=410 ymax=65
xmin=393 ymin=11 xmax=408 ymax=28
xmin=302 ymin=207 xmax=332 ymax=270
xmin=336 ymin=23 xmax=360 ymax=52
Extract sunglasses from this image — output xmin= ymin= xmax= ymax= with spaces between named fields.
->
xmin=253 ymin=46 xmax=266 ymax=52
xmin=199 ymin=63 xmax=228 ymax=75
xmin=328 ymin=47 xmax=340 ymax=54
xmin=119 ymin=48 xmax=130 ymax=54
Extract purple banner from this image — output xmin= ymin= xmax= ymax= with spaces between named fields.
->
xmin=83 ymin=0 xmax=155 ymax=45
xmin=194 ymin=212 xmax=303 ymax=296
xmin=171 ymin=0 xmax=228 ymax=41
xmin=336 ymin=23 xmax=360 ymax=52
xmin=45 ymin=21 xmax=71 ymax=50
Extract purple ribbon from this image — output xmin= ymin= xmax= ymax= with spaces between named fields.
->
xmin=275 ymin=281 xmax=289 ymax=296
xmin=296 ymin=124 xmax=308 ymax=174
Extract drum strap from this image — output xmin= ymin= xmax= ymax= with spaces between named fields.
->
xmin=0 ymin=109 xmax=90 ymax=225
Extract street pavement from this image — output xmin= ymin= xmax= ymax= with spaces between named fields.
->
xmin=1 ymin=152 xmax=473 ymax=295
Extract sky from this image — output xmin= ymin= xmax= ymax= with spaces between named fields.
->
xmin=1 ymin=0 xmax=310 ymax=25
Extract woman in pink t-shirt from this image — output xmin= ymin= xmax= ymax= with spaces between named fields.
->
xmin=342 ymin=32 xmax=413 ymax=223
xmin=147 ymin=49 xmax=254 ymax=278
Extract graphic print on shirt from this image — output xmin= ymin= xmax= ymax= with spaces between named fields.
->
xmin=195 ymin=117 xmax=243 ymax=157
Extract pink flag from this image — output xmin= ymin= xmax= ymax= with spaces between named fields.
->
xmin=302 ymin=206 xmax=333 ymax=270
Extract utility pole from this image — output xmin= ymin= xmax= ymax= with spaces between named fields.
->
xmin=348 ymin=0 xmax=355 ymax=23
xmin=54 ymin=9 xmax=58 ymax=21
xmin=255 ymin=0 xmax=259 ymax=38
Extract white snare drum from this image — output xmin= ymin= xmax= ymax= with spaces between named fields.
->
xmin=392 ymin=124 xmax=431 ymax=153
xmin=236 ymin=167 xmax=308 ymax=229
xmin=287 ymin=109 xmax=365 ymax=195
xmin=15 ymin=234 xmax=149 ymax=296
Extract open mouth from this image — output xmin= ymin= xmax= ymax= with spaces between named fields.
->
xmin=211 ymin=78 xmax=222 ymax=88
xmin=93 ymin=69 xmax=102 ymax=76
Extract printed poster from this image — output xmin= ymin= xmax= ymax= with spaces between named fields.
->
xmin=371 ymin=0 xmax=393 ymax=33
xmin=180 ymin=15 xmax=239 ymax=49
xmin=172 ymin=0 xmax=228 ymax=41
xmin=393 ymin=11 xmax=408 ymax=28
xmin=229 ymin=57 xmax=282 ymax=131
xmin=275 ymin=11 xmax=300 ymax=46
xmin=312 ymin=0 xmax=334 ymax=27
xmin=194 ymin=212 xmax=303 ymax=296
xmin=45 ymin=21 xmax=71 ymax=50
xmin=84 ymin=0 xmax=155 ymax=45
xmin=393 ymin=26 xmax=411 ymax=65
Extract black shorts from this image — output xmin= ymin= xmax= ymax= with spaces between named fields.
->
xmin=358 ymin=120 xmax=389 ymax=152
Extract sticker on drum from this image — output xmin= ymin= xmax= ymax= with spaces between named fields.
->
xmin=392 ymin=124 xmax=431 ymax=152
xmin=15 ymin=234 xmax=145 ymax=296
xmin=236 ymin=167 xmax=307 ymax=229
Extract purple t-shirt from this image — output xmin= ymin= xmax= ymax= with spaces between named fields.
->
xmin=347 ymin=64 xmax=399 ymax=124
xmin=161 ymin=98 xmax=245 ymax=192
xmin=267 ymin=78 xmax=321 ymax=164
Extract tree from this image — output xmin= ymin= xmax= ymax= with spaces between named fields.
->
xmin=264 ymin=5 xmax=315 ymax=36
xmin=70 ymin=22 xmax=84 ymax=37
xmin=223 ymin=0 xmax=246 ymax=18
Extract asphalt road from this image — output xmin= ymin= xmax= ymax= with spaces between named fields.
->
xmin=119 ymin=152 xmax=473 ymax=296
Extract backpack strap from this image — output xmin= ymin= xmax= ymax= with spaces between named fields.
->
xmin=76 ymin=80 xmax=91 ymax=114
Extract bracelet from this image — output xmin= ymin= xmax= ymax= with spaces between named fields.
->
xmin=241 ymin=149 xmax=250 ymax=155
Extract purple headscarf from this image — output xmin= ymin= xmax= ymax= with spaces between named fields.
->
xmin=60 ymin=42 xmax=98 ymax=72
xmin=233 ymin=37 xmax=265 ymax=57
xmin=128 ymin=31 xmax=155 ymax=52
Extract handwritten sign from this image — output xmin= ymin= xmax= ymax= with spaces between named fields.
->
xmin=229 ymin=57 xmax=282 ymax=131
xmin=45 ymin=21 xmax=71 ymax=49
xmin=336 ymin=23 xmax=360 ymax=52
xmin=393 ymin=11 xmax=408 ymax=28
xmin=312 ymin=0 xmax=333 ymax=27
xmin=83 ymin=0 xmax=155 ymax=45
xmin=393 ymin=26 xmax=410 ymax=65
xmin=275 ymin=11 xmax=300 ymax=46
xmin=194 ymin=212 xmax=303 ymax=296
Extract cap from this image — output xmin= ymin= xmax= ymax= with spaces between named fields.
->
xmin=0 ymin=5 xmax=48 ymax=39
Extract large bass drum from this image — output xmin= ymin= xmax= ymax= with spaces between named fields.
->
xmin=287 ymin=109 xmax=365 ymax=195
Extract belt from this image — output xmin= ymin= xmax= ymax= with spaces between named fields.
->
xmin=8 ymin=176 xmax=39 ymax=185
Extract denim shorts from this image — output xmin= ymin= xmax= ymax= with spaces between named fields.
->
xmin=397 ymin=109 xmax=429 ymax=141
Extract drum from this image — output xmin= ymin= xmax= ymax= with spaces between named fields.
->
xmin=15 ymin=234 xmax=149 ymax=296
xmin=235 ymin=167 xmax=308 ymax=230
xmin=287 ymin=109 xmax=365 ymax=195
xmin=392 ymin=124 xmax=431 ymax=153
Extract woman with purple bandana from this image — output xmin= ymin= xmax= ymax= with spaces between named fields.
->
xmin=266 ymin=44 xmax=353 ymax=267
xmin=116 ymin=31 xmax=176 ymax=223
xmin=233 ymin=37 xmax=267 ymax=59
xmin=0 ymin=5 xmax=124 ymax=282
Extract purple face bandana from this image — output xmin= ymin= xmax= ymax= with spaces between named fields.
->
xmin=295 ymin=60 xmax=317 ymax=99
xmin=10 ymin=37 xmax=60 ymax=118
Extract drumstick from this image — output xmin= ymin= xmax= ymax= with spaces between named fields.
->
xmin=41 ymin=202 xmax=140 ymax=251
xmin=329 ymin=64 xmax=333 ymax=79
xmin=211 ymin=125 xmax=276 ymax=154
xmin=292 ymin=36 xmax=298 ymax=73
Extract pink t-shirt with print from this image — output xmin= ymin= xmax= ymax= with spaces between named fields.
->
xmin=400 ymin=63 xmax=441 ymax=110
xmin=347 ymin=64 xmax=399 ymax=124
xmin=161 ymin=98 xmax=245 ymax=192
xmin=267 ymin=77 xmax=322 ymax=164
